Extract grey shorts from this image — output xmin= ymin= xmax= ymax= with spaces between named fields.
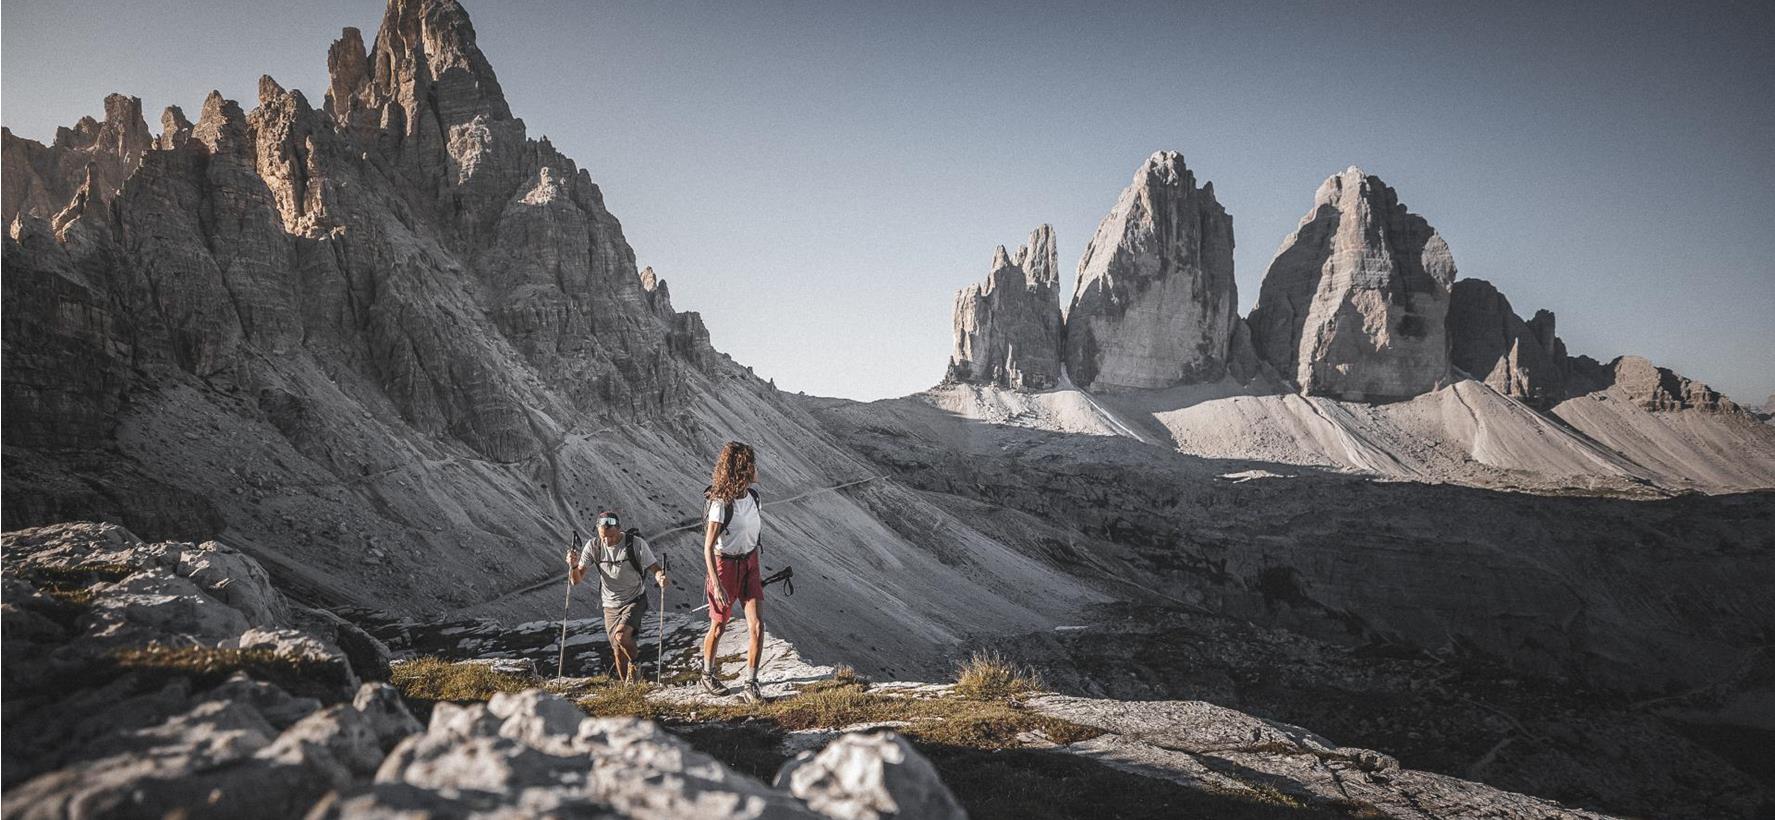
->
xmin=603 ymin=594 xmax=649 ymax=639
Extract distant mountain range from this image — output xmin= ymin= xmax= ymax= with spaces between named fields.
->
xmin=4 ymin=1 xmax=1772 ymax=816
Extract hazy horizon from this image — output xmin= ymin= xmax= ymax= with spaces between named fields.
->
xmin=5 ymin=0 xmax=1771 ymax=404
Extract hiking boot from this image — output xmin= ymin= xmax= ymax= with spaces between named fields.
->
xmin=699 ymin=671 xmax=728 ymax=696
xmin=741 ymin=679 xmax=765 ymax=704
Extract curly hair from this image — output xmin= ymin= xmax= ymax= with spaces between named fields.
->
xmin=708 ymin=441 xmax=756 ymax=502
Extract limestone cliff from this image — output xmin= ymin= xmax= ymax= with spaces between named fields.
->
xmin=947 ymin=225 xmax=1065 ymax=390
xmin=1064 ymin=151 xmax=1237 ymax=391
xmin=1248 ymin=167 xmax=1456 ymax=402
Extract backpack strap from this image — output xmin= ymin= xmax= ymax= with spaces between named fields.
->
xmin=622 ymin=528 xmax=643 ymax=574
xmin=705 ymin=485 xmax=738 ymax=538
xmin=705 ymin=487 xmax=763 ymax=548
xmin=748 ymin=488 xmax=762 ymax=550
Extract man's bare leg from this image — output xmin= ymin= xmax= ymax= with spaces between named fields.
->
xmin=619 ymin=629 xmax=639 ymax=682
xmin=609 ymin=626 xmax=632 ymax=681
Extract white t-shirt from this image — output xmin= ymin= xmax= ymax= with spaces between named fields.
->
xmin=707 ymin=493 xmax=761 ymax=556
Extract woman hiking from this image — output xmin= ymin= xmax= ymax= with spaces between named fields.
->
xmin=699 ymin=441 xmax=766 ymax=703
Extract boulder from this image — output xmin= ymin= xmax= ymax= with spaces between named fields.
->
xmin=1248 ymin=167 xmax=1456 ymax=402
xmin=1064 ymin=151 xmax=1238 ymax=390
xmin=775 ymin=730 xmax=965 ymax=820
xmin=330 ymin=691 xmax=822 ymax=819
xmin=947 ymin=225 xmax=1065 ymax=390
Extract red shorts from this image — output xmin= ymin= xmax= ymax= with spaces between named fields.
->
xmin=706 ymin=550 xmax=763 ymax=625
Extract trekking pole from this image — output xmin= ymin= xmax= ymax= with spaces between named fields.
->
xmin=657 ymin=553 xmax=669 ymax=686
xmin=558 ymin=528 xmax=579 ymax=679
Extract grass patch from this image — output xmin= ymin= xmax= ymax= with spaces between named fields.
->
xmin=43 ymin=586 xmax=98 ymax=607
xmin=31 ymin=562 xmax=136 ymax=585
xmin=954 ymin=650 xmax=1043 ymax=701
xmin=22 ymin=562 xmax=138 ymax=613
xmin=579 ymin=680 xmax=659 ymax=719
xmin=112 ymin=645 xmax=348 ymax=701
xmin=391 ymin=656 xmax=534 ymax=717
xmin=639 ymin=678 xmax=1099 ymax=751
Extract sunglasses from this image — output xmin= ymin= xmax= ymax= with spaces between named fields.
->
xmin=597 ymin=517 xmax=620 ymax=528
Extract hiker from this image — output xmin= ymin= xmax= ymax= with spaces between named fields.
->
xmin=566 ymin=510 xmax=667 ymax=682
xmin=700 ymin=441 xmax=766 ymax=703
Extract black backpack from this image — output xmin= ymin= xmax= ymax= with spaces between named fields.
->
xmin=705 ymin=486 xmax=762 ymax=547
xmin=595 ymin=528 xmax=645 ymax=574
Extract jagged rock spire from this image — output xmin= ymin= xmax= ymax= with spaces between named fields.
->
xmin=1449 ymin=278 xmax=1570 ymax=408
xmin=327 ymin=0 xmax=512 ymax=133
xmin=158 ymin=106 xmax=193 ymax=150
xmin=1 ymin=93 xmax=151 ymax=224
xmin=1063 ymin=151 xmax=1237 ymax=391
xmin=1248 ymin=167 xmax=1456 ymax=402
xmin=948 ymin=225 xmax=1064 ymax=390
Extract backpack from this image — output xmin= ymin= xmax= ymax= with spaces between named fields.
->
xmin=705 ymin=486 xmax=762 ymax=548
xmin=596 ymin=528 xmax=645 ymax=574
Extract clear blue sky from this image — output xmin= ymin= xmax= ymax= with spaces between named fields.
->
xmin=6 ymin=0 xmax=1772 ymax=404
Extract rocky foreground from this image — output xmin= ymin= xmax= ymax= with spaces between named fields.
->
xmin=4 ymin=522 xmax=1628 ymax=819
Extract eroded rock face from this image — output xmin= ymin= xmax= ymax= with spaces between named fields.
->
xmin=1448 ymin=278 xmax=1570 ymax=408
xmin=1064 ymin=151 xmax=1237 ymax=391
xmin=1248 ymin=167 xmax=1455 ymax=402
xmin=1030 ymin=696 xmax=1611 ymax=820
xmin=2 ymin=93 xmax=152 ymax=224
xmin=1 ymin=0 xmax=736 ymax=601
xmin=947 ymin=225 xmax=1065 ymax=390
xmin=1586 ymin=355 xmax=1740 ymax=413
xmin=0 ymin=522 xmax=409 ymax=815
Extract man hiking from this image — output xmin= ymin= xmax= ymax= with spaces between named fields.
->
xmin=567 ymin=510 xmax=667 ymax=682
xmin=700 ymin=441 xmax=767 ymax=703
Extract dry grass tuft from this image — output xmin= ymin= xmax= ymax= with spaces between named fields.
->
xmin=111 ymin=645 xmax=347 ymax=700
xmin=579 ymin=680 xmax=658 ymax=718
xmin=953 ymin=650 xmax=1042 ymax=701
xmin=390 ymin=656 xmax=533 ymax=707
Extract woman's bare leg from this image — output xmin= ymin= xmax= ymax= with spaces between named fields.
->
xmin=742 ymin=598 xmax=764 ymax=677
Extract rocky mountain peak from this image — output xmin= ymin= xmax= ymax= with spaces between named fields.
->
xmin=1064 ymin=150 xmax=1237 ymax=390
xmin=361 ymin=0 xmax=512 ymax=127
xmin=2 ymin=93 xmax=152 ymax=224
xmin=948 ymin=224 xmax=1065 ymax=390
xmin=94 ymin=93 xmax=153 ymax=157
xmin=1602 ymin=355 xmax=1738 ymax=414
xmin=157 ymin=106 xmax=193 ymax=150
xmin=191 ymin=90 xmax=251 ymax=156
xmin=325 ymin=27 xmax=371 ymax=121
xmin=1248 ymin=167 xmax=1456 ymax=402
